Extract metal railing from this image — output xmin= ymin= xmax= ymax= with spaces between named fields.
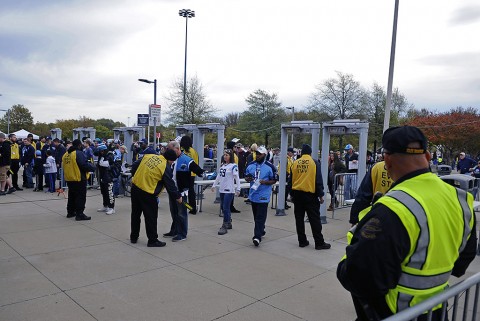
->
xmin=330 ymin=172 xmax=357 ymax=218
xmin=383 ymin=272 xmax=480 ymax=321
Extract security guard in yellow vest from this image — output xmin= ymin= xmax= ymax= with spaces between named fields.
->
xmin=180 ymin=135 xmax=200 ymax=214
xmin=288 ymin=144 xmax=331 ymax=250
xmin=349 ymin=161 xmax=394 ymax=225
xmin=129 ymin=149 xmax=182 ymax=247
xmin=337 ymin=126 xmax=477 ymax=321
xmin=8 ymin=134 xmax=22 ymax=190
xmin=62 ymin=139 xmax=96 ymax=221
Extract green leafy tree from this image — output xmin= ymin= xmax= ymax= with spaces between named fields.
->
xmin=165 ymin=75 xmax=219 ymax=125
xmin=236 ymin=89 xmax=286 ymax=147
xmin=0 ymin=104 xmax=34 ymax=133
xmin=32 ymin=122 xmax=55 ymax=137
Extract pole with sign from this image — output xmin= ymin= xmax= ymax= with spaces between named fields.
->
xmin=149 ymin=104 xmax=161 ymax=150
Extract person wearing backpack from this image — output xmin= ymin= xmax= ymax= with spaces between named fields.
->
xmin=96 ymin=143 xmax=116 ymax=215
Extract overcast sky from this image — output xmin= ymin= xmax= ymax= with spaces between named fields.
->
xmin=1 ymin=0 xmax=479 ymax=125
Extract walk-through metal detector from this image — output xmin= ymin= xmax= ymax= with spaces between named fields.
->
xmin=175 ymin=123 xmax=225 ymax=173
xmin=72 ymin=127 xmax=96 ymax=141
xmin=113 ymin=127 xmax=146 ymax=164
xmin=176 ymin=123 xmax=226 ymax=203
xmin=50 ymin=128 xmax=62 ymax=140
xmin=277 ymin=121 xmax=321 ymax=216
xmin=320 ymin=119 xmax=369 ymax=223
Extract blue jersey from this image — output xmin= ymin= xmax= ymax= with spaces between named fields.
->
xmin=245 ymin=160 xmax=277 ymax=203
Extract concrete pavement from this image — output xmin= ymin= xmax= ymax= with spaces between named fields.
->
xmin=0 ymin=187 xmax=478 ymax=321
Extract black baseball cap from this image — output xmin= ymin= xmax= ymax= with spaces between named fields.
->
xmin=382 ymin=126 xmax=427 ymax=154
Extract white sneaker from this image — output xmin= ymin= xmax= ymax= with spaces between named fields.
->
xmin=97 ymin=207 xmax=108 ymax=212
xmin=106 ymin=208 xmax=115 ymax=215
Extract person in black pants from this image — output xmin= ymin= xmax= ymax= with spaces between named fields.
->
xmin=62 ymin=139 xmax=96 ymax=220
xmin=130 ymin=149 xmax=182 ymax=247
xmin=288 ymin=144 xmax=331 ymax=250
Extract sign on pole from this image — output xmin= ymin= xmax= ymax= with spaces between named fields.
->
xmin=137 ymin=114 xmax=149 ymax=126
xmin=149 ymin=104 xmax=161 ymax=126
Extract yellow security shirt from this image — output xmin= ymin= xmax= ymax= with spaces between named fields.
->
xmin=132 ymin=154 xmax=168 ymax=194
xmin=291 ymin=154 xmax=316 ymax=194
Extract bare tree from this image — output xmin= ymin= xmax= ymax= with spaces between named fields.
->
xmin=165 ymin=75 xmax=219 ymax=125
xmin=308 ymin=71 xmax=367 ymax=120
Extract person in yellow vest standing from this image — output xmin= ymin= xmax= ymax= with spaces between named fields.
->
xmin=129 ymin=148 xmax=182 ymax=247
xmin=337 ymin=126 xmax=477 ymax=321
xmin=180 ymin=136 xmax=200 ymax=214
xmin=8 ymin=134 xmax=22 ymax=191
xmin=62 ymin=139 xmax=96 ymax=221
xmin=349 ymin=160 xmax=394 ymax=225
xmin=288 ymin=144 xmax=331 ymax=250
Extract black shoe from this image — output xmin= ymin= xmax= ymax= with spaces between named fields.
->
xmin=231 ymin=208 xmax=241 ymax=213
xmin=6 ymin=188 xmax=16 ymax=194
xmin=163 ymin=232 xmax=176 ymax=238
xmin=75 ymin=214 xmax=91 ymax=221
xmin=0 ymin=191 xmax=6 ymax=196
xmin=147 ymin=240 xmax=166 ymax=247
xmin=130 ymin=238 xmax=138 ymax=244
xmin=252 ymin=238 xmax=260 ymax=247
xmin=285 ymin=204 xmax=291 ymax=209
xmin=66 ymin=213 xmax=76 ymax=218
xmin=315 ymin=242 xmax=331 ymax=250
xmin=14 ymin=186 xmax=23 ymax=191
xmin=189 ymin=209 xmax=197 ymax=215
xmin=299 ymin=241 xmax=310 ymax=248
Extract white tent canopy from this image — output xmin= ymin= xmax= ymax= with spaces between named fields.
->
xmin=11 ymin=129 xmax=39 ymax=140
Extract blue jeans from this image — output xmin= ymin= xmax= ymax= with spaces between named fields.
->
xmin=24 ymin=163 xmax=34 ymax=187
xmin=113 ymin=177 xmax=120 ymax=196
xmin=251 ymin=202 xmax=268 ymax=241
xmin=220 ymin=193 xmax=234 ymax=223
xmin=344 ymin=174 xmax=357 ymax=200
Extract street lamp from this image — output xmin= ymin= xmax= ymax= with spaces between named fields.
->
xmin=383 ymin=0 xmax=399 ymax=133
xmin=138 ymin=78 xmax=157 ymax=149
xmin=179 ymin=8 xmax=195 ymax=123
xmin=286 ymin=106 xmax=295 ymax=148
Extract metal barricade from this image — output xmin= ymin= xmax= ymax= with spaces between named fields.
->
xmin=383 ymin=272 xmax=480 ymax=321
xmin=330 ymin=172 xmax=357 ymax=218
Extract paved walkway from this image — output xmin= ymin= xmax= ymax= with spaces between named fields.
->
xmin=0 ymin=187 xmax=478 ymax=321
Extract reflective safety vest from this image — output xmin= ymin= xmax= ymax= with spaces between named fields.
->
xmin=62 ymin=151 xmax=82 ymax=182
xmin=132 ymin=154 xmax=168 ymax=195
xmin=291 ymin=154 xmax=316 ymax=194
xmin=377 ymin=173 xmax=474 ymax=314
xmin=10 ymin=142 xmax=20 ymax=160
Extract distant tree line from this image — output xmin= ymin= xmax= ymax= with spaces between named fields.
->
xmin=2 ymin=72 xmax=479 ymax=158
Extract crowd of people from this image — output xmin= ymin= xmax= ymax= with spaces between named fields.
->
xmin=1 ymin=126 xmax=478 ymax=320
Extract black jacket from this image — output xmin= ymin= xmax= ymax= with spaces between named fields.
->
xmin=0 ymin=140 xmax=11 ymax=166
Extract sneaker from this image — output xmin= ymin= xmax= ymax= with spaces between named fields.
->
xmin=0 ymin=191 xmax=6 ymax=196
xmin=75 ymin=214 xmax=91 ymax=221
xmin=285 ymin=204 xmax=291 ymax=209
xmin=97 ymin=207 xmax=108 ymax=212
xmin=218 ymin=224 xmax=228 ymax=235
xmin=6 ymin=188 xmax=16 ymax=194
xmin=225 ymin=221 xmax=232 ymax=229
xmin=315 ymin=242 xmax=331 ymax=250
xmin=172 ymin=235 xmax=187 ymax=242
xmin=299 ymin=241 xmax=310 ymax=248
xmin=105 ymin=208 xmax=115 ymax=215
xmin=147 ymin=240 xmax=166 ymax=247
xmin=252 ymin=238 xmax=260 ymax=247
xmin=163 ymin=232 xmax=176 ymax=238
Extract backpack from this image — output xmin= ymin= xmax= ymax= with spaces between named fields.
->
xmin=111 ymin=160 xmax=122 ymax=178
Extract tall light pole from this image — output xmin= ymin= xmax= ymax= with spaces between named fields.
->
xmin=138 ymin=78 xmax=157 ymax=149
xmin=383 ymin=0 xmax=399 ymax=133
xmin=179 ymin=8 xmax=195 ymax=123
xmin=286 ymin=106 xmax=295 ymax=148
